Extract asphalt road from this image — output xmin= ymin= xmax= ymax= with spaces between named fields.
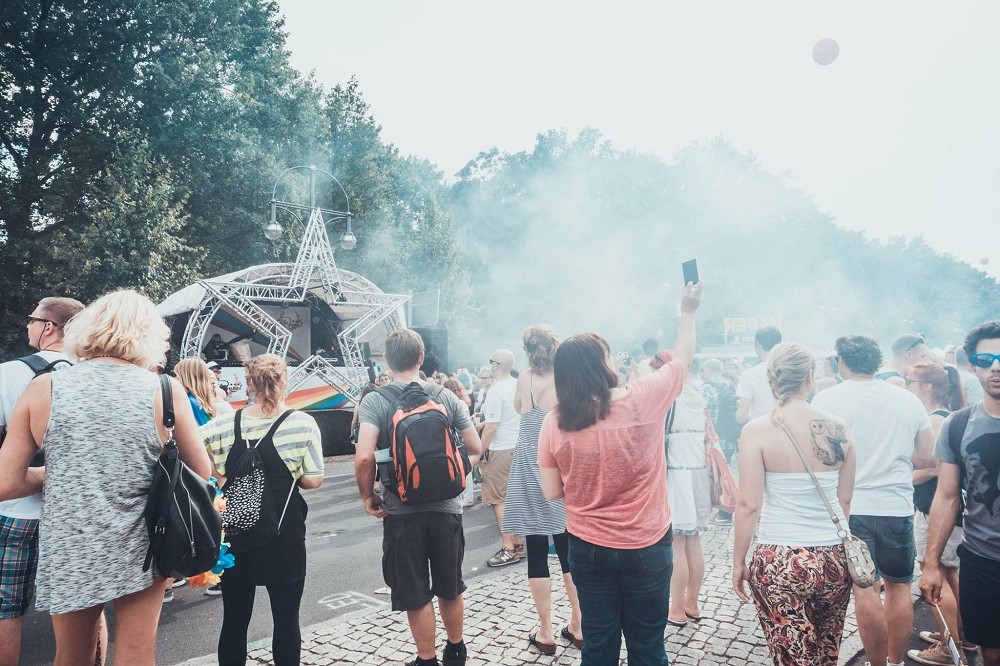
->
xmin=19 ymin=459 xmax=513 ymax=665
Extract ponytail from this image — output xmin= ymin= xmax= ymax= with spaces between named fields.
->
xmin=943 ymin=365 xmax=968 ymax=412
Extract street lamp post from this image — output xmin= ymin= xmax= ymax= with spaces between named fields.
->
xmin=265 ymin=165 xmax=357 ymax=250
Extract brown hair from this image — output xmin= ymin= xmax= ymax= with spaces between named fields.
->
xmin=553 ymin=333 xmax=618 ymax=432
xmin=173 ymin=358 xmax=218 ymax=419
xmin=385 ymin=329 xmax=424 ymax=372
xmin=522 ymin=324 xmax=559 ymax=373
xmin=909 ymin=362 xmax=967 ymax=412
xmin=443 ymin=378 xmax=470 ymax=405
xmin=37 ymin=296 xmax=85 ymax=333
xmin=245 ymin=354 xmax=288 ymax=414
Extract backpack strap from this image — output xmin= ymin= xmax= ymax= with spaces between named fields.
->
xmin=18 ymin=354 xmax=71 ymax=376
xmin=948 ymin=406 xmax=974 ymax=481
xmin=374 ymin=383 xmax=406 ymax=450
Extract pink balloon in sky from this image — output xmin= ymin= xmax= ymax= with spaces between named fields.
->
xmin=812 ymin=38 xmax=840 ymax=66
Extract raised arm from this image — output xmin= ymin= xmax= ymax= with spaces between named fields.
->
xmin=671 ymin=281 xmax=703 ymax=371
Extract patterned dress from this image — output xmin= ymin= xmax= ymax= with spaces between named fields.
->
xmin=502 ymin=402 xmax=567 ymax=537
xmin=36 ymin=362 xmax=162 ymax=613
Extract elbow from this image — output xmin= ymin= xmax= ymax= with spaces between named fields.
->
xmin=299 ymin=475 xmax=323 ymax=490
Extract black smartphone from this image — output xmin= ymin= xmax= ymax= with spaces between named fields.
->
xmin=682 ymin=258 xmax=699 ymax=286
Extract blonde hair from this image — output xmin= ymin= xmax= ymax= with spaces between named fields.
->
xmin=245 ymin=353 xmax=288 ymax=414
xmin=174 ymin=358 xmax=218 ymax=419
xmin=522 ymin=324 xmax=559 ymax=373
xmin=767 ymin=342 xmax=815 ymax=424
xmin=63 ymin=290 xmax=170 ymax=369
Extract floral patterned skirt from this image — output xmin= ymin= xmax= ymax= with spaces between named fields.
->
xmin=749 ymin=543 xmax=852 ymax=666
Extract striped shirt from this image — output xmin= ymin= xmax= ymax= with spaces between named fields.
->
xmin=201 ymin=410 xmax=324 ymax=480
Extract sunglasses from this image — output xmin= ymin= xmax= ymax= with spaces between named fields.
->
xmin=27 ymin=314 xmax=57 ymax=326
xmin=971 ymin=353 xmax=1000 ymax=369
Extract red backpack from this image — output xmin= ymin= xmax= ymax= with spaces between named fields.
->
xmin=376 ymin=382 xmax=471 ymax=504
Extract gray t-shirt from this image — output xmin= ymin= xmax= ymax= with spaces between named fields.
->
xmin=359 ymin=381 xmax=473 ymax=515
xmin=935 ymin=403 xmax=1000 ymax=560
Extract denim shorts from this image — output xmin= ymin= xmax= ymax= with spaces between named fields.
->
xmin=848 ymin=514 xmax=915 ymax=583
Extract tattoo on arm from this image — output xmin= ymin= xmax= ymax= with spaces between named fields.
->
xmin=809 ymin=419 xmax=847 ymax=466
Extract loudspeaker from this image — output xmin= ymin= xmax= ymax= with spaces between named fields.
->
xmin=413 ymin=327 xmax=449 ymax=372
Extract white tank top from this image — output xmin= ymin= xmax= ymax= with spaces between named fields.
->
xmin=757 ymin=471 xmax=846 ymax=547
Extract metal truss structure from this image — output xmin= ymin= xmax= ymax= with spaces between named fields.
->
xmin=180 ymin=207 xmax=408 ymax=406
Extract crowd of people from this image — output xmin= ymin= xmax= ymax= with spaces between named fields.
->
xmin=0 ymin=284 xmax=998 ymax=666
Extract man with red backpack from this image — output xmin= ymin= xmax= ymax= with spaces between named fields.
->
xmin=354 ymin=329 xmax=482 ymax=666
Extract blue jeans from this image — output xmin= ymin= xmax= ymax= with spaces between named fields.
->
xmin=568 ymin=529 xmax=673 ymax=666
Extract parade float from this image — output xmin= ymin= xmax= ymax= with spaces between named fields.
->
xmin=157 ymin=167 xmax=409 ymax=454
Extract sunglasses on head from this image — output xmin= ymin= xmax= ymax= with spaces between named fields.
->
xmin=906 ymin=337 xmax=926 ymax=352
xmin=971 ymin=353 xmax=1000 ymax=369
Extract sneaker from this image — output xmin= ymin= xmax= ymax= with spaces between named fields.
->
xmin=171 ymin=578 xmax=188 ymax=588
xmin=404 ymin=659 xmax=440 ymax=666
xmin=487 ymin=547 xmax=520 ymax=567
xmin=205 ymin=584 xmax=222 ymax=596
xmin=919 ymin=631 xmax=979 ymax=652
xmin=710 ymin=514 xmax=732 ymax=525
xmin=908 ymin=641 xmax=967 ymax=665
xmin=442 ymin=640 xmax=467 ymax=666
xmin=163 ymin=589 xmax=173 ymax=603
xmin=548 ymin=543 xmax=559 ymax=559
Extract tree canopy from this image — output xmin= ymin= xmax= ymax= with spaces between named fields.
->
xmin=2 ymin=1 xmax=994 ymax=362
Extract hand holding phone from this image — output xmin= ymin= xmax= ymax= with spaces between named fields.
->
xmin=682 ymin=259 xmax=700 ymax=286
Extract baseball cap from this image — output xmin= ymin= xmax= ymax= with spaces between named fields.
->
xmin=206 ymin=361 xmax=220 ymax=370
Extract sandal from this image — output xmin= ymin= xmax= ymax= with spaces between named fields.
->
xmin=528 ymin=633 xmax=557 ymax=656
xmin=560 ymin=626 xmax=584 ymax=649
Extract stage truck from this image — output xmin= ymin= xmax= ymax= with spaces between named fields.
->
xmin=157 ymin=195 xmax=410 ymax=456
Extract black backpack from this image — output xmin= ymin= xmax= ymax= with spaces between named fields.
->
xmin=0 ymin=354 xmax=73 ymax=465
xmin=143 ymin=376 xmax=223 ymax=578
xmin=375 ymin=382 xmax=470 ymax=505
xmin=221 ymin=409 xmax=295 ymax=552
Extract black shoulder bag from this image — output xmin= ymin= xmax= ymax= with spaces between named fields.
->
xmin=143 ymin=375 xmax=223 ymax=578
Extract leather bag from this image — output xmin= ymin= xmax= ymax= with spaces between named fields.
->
xmin=143 ymin=375 xmax=223 ymax=578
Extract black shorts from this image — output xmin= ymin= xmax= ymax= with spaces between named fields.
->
xmin=382 ymin=512 xmax=466 ymax=611
xmin=958 ymin=544 xmax=1000 ymax=649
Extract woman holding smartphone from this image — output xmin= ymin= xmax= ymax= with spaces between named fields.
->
xmin=539 ymin=282 xmax=702 ymax=665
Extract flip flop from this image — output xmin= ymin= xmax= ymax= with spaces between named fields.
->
xmin=528 ymin=633 xmax=557 ymax=656
xmin=560 ymin=626 xmax=584 ymax=649
xmin=666 ymin=618 xmax=688 ymax=628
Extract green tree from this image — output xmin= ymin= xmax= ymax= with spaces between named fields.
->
xmin=0 ymin=0 xmax=321 ymax=355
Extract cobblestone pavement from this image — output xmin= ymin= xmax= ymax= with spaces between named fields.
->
xmin=180 ymin=521 xmax=863 ymax=665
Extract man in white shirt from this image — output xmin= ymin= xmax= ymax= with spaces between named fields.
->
xmin=0 ymin=296 xmax=83 ymax=666
xmin=812 ymin=334 xmax=936 ymax=666
xmin=735 ymin=326 xmax=782 ymax=425
xmin=480 ymin=349 xmax=523 ymax=567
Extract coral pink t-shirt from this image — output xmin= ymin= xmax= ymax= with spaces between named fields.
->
xmin=538 ymin=362 xmax=684 ymax=549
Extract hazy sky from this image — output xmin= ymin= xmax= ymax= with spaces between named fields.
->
xmin=277 ymin=1 xmax=1000 ymax=280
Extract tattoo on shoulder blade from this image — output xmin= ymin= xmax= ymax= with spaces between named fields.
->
xmin=808 ymin=419 xmax=847 ymax=466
